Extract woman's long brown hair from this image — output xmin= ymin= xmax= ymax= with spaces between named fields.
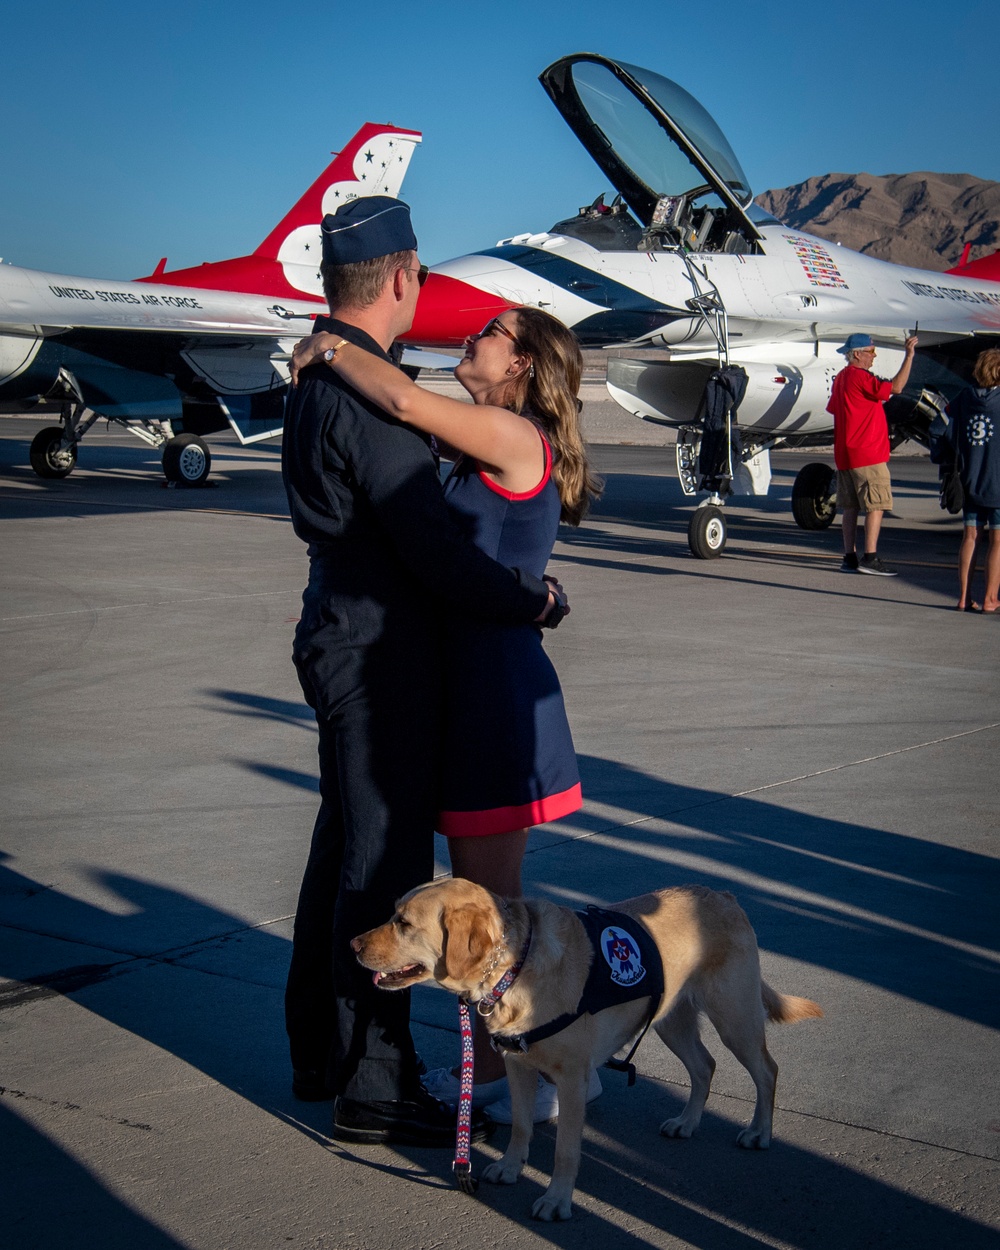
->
xmin=502 ymin=307 xmax=603 ymax=526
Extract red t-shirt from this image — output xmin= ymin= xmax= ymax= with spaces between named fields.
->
xmin=827 ymin=365 xmax=893 ymax=470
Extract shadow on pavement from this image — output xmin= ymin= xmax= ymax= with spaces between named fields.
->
xmin=1 ymin=1101 xmax=191 ymax=1250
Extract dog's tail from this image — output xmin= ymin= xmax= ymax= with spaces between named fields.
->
xmin=761 ymin=981 xmax=823 ymax=1023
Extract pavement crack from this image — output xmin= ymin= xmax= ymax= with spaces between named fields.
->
xmin=0 ymin=1085 xmax=154 ymax=1131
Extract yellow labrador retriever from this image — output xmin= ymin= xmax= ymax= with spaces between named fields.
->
xmin=352 ymin=877 xmax=821 ymax=1221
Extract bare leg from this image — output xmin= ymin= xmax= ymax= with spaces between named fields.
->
xmin=957 ymin=524 xmax=980 ymax=609
xmin=984 ymin=528 xmax=1000 ymax=612
xmin=841 ymin=505 xmax=859 ymax=556
xmin=863 ymin=508 xmax=883 ymax=554
xmin=448 ymin=829 xmax=529 ymax=898
xmin=448 ymin=829 xmax=529 ymax=1082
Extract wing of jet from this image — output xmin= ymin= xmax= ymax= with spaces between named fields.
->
xmin=0 ymin=123 xmax=421 ymax=484
xmin=405 ymin=54 xmax=1000 ymax=556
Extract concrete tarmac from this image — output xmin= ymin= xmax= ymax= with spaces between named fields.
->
xmin=1 ymin=415 xmax=998 ymax=1250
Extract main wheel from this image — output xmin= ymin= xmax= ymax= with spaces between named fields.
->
xmin=791 ymin=462 xmax=836 ymax=530
xmin=29 ymin=426 xmax=77 ymax=479
xmin=688 ymin=505 xmax=727 ymax=559
xmin=162 ymin=433 xmax=211 ymax=485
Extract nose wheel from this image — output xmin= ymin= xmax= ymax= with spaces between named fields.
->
xmin=162 ymin=434 xmax=211 ymax=485
xmin=688 ymin=504 xmax=727 ymax=558
xmin=29 ymin=426 xmax=78 ymax=478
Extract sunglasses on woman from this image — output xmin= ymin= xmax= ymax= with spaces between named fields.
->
xmin=472 ymin=316 xmax=522 ymax=350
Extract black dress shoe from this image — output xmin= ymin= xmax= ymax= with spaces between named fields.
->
xmin=332 ymin=1087 xmax=495 ymax=1147
xmin=292 ymin=1068 xmax=336 ymax=1102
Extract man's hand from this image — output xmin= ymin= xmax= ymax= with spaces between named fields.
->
xmin=290 ymin=332 xmax=341 ymax=387
xmin=891 ymin=335 xmax=919 ymax=394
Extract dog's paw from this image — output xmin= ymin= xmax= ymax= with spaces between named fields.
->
xmin=532 ymin=1192 xmax=573 ymax=1221
xmin=736 ymin=1126 xmax=771 ymax=1149
xmin=481 ymin=1160 xmax=522 ymax=1186
xmin=659 ymin=1116 xmax=696 ymax=1139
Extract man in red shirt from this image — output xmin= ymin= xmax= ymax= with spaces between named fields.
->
xmin=827 ymin=332 xmax=918 ymax=575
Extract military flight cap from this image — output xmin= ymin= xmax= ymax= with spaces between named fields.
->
xmin=320 ymin=196 xmax=418 ymax=266
xmin=839 ymin=332 xmax=875 ymax=355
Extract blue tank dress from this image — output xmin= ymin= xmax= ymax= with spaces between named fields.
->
xmin=437 ymin=434 xmax=582 ymax=837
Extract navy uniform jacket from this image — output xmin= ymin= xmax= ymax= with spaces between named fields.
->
xmin=282 ymin=316 xmax=551 ymax=717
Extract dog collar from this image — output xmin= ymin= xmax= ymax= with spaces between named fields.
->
xmin=473 ymin=920 xmax=532 ymax=1018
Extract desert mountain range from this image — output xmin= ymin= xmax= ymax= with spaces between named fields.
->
xmin=755 ymin=172 xmax=1000 ymax=271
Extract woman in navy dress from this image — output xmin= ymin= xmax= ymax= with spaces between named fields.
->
xmin=294 ymin=306 xmax=601 ymax=1111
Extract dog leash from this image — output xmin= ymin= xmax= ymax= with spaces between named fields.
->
xmin=451 ymin=922 xmax=532 ymax=1192
xmin=452 ymin=999 xmax=478 ymax=1194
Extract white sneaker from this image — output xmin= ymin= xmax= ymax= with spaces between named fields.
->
xmin=420 ymin=1066 xmax=509 ymax=1109
xmin=485 ymin=1068 xmax=603 ymax=1124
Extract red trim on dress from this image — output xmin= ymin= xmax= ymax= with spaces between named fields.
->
xmin=438 ymin=782 xmax=582 ymax=839
xmin=477 ymin=432 xmax=552 ymax=501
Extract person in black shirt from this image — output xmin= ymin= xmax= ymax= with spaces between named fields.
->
xmin=281 ymin=196 xmax=561 ymax=1146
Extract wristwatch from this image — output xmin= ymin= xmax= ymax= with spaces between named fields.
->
xmin=541 ymin=592 xmax=568 ymax=630
xmin=323 ymin=339 xmax=349 ymax=363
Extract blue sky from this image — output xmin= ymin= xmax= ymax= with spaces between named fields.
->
xmin=1 ymin=0 xmax=994 ymax=279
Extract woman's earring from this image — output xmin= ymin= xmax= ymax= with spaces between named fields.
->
xmin=529 ymin=365 xmax=535 ymax=379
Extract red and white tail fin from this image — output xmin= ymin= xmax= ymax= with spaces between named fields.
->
xmin=946 ymin=246 xmax=1000 ymax=284
xmin=137 ymin=122 xmax=421 ymax=302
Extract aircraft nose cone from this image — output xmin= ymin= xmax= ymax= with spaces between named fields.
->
xmin=401 ymin=272 xmax=517 ymax=348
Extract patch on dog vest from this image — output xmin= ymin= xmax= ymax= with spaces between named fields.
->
xmin=576 ymin=906 xmax=663 ymax=1013
xmin=600 ymin=925 xmax=646 ymax=986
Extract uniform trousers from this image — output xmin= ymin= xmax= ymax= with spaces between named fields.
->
xmin=285 ymin=605 xmax=441 ymax=1102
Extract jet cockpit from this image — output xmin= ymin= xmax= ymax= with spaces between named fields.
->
xmin=540 ymin=54 xmax=770 ymax=258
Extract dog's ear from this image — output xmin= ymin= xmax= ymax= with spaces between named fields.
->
xmin=443 ymin=903 xmax=494 ymax=982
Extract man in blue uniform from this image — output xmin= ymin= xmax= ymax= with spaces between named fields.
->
xmin=282 ymin=197 xmax=560 ymax=1145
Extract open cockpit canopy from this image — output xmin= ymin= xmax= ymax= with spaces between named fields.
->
xmin=540 ymin=54 xmax=763 ymax=254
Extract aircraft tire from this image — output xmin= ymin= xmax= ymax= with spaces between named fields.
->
xmin=162 ymin=434 xmax=211 ymax=485
xmin=688 ymin=505 xmax=726 ymax=559
xmin=792 ymin=462 xmax=836 ymax=530
xmin=29 ymin=426 xmax=77 ymax=479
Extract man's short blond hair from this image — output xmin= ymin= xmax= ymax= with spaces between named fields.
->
xmin=321 ymin=249 xmax=412 ymax=310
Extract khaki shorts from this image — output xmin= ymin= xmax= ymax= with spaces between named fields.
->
xmin=837 ymin=463 xmax=893 ymax=513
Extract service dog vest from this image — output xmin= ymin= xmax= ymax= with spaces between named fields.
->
xmin=490 ymin=906 xmax=665 ymax=1054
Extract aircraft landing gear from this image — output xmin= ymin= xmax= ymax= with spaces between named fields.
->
xmin=791 ymin=462 xmax=836 ymax=530
xmin=29 ymin=425 xmax=78 ymax=479
xmin=162 ymin=433 xmax=211 ymax=486
xmin=688 ymin=499 xmax=726 ymax=559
